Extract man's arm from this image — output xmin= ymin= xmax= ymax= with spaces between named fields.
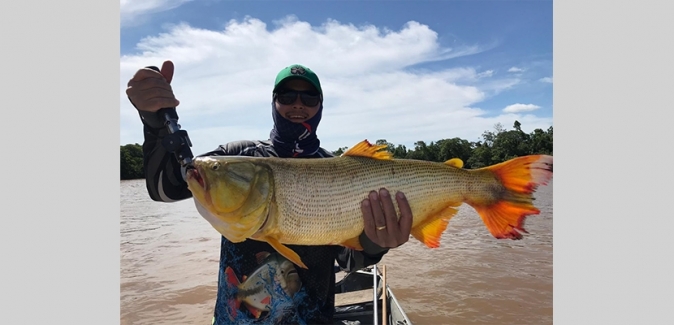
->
xmin=138 ymin=110 xmax=193 ymax=202
xmin=126 ymin=61 xmax=191 ymax=202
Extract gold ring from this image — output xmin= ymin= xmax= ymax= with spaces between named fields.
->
xmin=376 ymin=225 xmax=387 ymax=231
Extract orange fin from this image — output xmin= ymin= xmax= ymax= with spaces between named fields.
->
xmin=245 ymin=304 xmax=264 ymax=319
xmin=341 ymin=140 xmax=393 ymax=160
xmin=410 ymin=204 xmax=459 ymax=248
xmin=444 ymin=158 xmax=464 ymax=168
xmin=262 ymin=236 xmax=308 ymax=269
xmin=473 ymin=155 xmax=553 ymax=239
xmin=224 ymin=267 xmax=241 ymax=314
xmin=340 ymin=236 xmax=364 ymax=250
xmin=225 ymin=266 xmax=240 ymax=286
xmin=485 ymin=154 xmax=553 ymax=193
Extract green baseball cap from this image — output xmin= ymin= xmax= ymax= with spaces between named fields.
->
xmin=273 ymin=64 xmax=322 ymax=95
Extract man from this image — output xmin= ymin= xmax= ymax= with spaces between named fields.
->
xmin=126 ymin=61 xmax=413 ymax=324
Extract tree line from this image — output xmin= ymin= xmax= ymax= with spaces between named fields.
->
xmin=121 ymin=120 xmax=553 ymax=179
xmin=332 ymin=121 xmax=552 ymax=168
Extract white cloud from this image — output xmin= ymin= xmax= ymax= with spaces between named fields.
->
xmin=508 ymin=67 xmax=524 ymax=73
xmin=502 ymin=103 xmax=541 ymax=113
xmin=476 ymin=69 xmax=494 ymax=78
xmin=120 ymin=0 xmax=193 ymax=27
xmin=120 ymin=17 xmax=551 ymax=154
xmin=539 ymin=76 xmax=553 ymax=83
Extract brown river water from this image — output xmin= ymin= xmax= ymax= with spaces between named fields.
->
xmin=121 ymin=179 xmax=553 ymax=325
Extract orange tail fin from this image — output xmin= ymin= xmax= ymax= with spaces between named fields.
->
xmin=471 ymin=155 xmax=553 ymax=239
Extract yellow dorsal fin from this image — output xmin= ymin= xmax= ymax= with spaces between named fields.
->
xmin=340 ymin=236 xmax=364 ymax=251
xmin=341 ymin=140 xmax=393 ymax=160
xmin=444 ymin=158 xmax=464 ymax=168
xmin=262 ymin=236 xmax=308 ymax=269
xmin=410 ymin=204 xmax=460 ymax=248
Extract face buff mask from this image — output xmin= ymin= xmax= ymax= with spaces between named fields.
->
xmin=269 ymin=101 xmax=323 ymax=157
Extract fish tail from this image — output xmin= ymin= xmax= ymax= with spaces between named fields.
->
xmin=224 ymin=267 xmax=242 ymax=316
xmin=470 ymin=155 xmax=553 ymax=239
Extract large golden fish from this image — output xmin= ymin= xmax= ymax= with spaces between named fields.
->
xmin=186 ymin=140 xmax=553 ymax=269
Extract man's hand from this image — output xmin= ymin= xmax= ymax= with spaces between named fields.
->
xmin=361 ymin=188 xmax=413 ymax=249
xmin=126 ymin=60 xmax=180 ymax=112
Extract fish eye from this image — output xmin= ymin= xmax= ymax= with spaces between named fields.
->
xmin=212 ymin=162 xmax=220 ymax=171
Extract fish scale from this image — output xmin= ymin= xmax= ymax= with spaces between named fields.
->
xmin=270 ymin=157 xmax=473 ymax=245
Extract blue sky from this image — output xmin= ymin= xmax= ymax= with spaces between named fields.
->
xmin=120 ymin=0 xmax=552 ymax=155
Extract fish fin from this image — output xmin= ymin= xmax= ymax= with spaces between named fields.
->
xmin=341 ymin=140 xmax=393 ymax=160
xmin=484 ymin=154 xmax=553 ymax=193
xmin=228 ymin=301 xmax=240 ymax=318
xmin=255 ymin=251 xmax=271 ymax=265
xmin=245 ymin=304 xmax=264 ymax=319
xmin=473 ymin=155 xmax=553 ymax=239
xmin=410 ymin=204 xmax=459 ymax=248
xmin=340 ymin=236 xmax=364 ymax=250
xmin=246 ymin=296 xmax=271 ymax=319
xmin=262 ymin=237 xmax=308 ymax=269
xmin=444 ymin=158 xmax=464 ymax=168
xmin=225 ymin=267 xmax=240 ymax=286
xmin=224 ymin=267 xmax=242 ymax=315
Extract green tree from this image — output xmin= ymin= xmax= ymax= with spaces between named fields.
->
xmin=120 ymin=144 xmax=144 ymax=179
xmin=491 ymin=121 xmax=530 ymax=162
xmin=529 ymin=127 xmax=553 ymax=155
xmin=332 ymin=146 xmax=349 ymax=156
xmin=407 ymin=141 xmax=437 ymax=161
xmin=467 ymin=141 xmax=492 ymax=168
xmin=466 ymin=124 xmax=502 ymax=167
xmin=437 ymin=137 xmax=474 ymax=168
xmin=391 ymin=144 xmax=409 ymax=158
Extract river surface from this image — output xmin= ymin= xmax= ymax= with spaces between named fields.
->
xmin=121 ymin=179 xmax=553 ymax=324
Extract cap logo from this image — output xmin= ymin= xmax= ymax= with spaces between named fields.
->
xmin=290 ymin=66 xmax=306 ymax=75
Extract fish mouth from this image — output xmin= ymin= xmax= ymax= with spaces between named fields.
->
xmin=186 ymin=165 xmax=214 ymax=207
xmin=186 ymin=165 xmax=206 ymax=190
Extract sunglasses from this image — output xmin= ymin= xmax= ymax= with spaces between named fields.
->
xmin=274 ymin=90 xmax=321 ymax=107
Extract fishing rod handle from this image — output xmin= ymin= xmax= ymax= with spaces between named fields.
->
xmin=145 ymin=65 xmax=194 ymax=167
